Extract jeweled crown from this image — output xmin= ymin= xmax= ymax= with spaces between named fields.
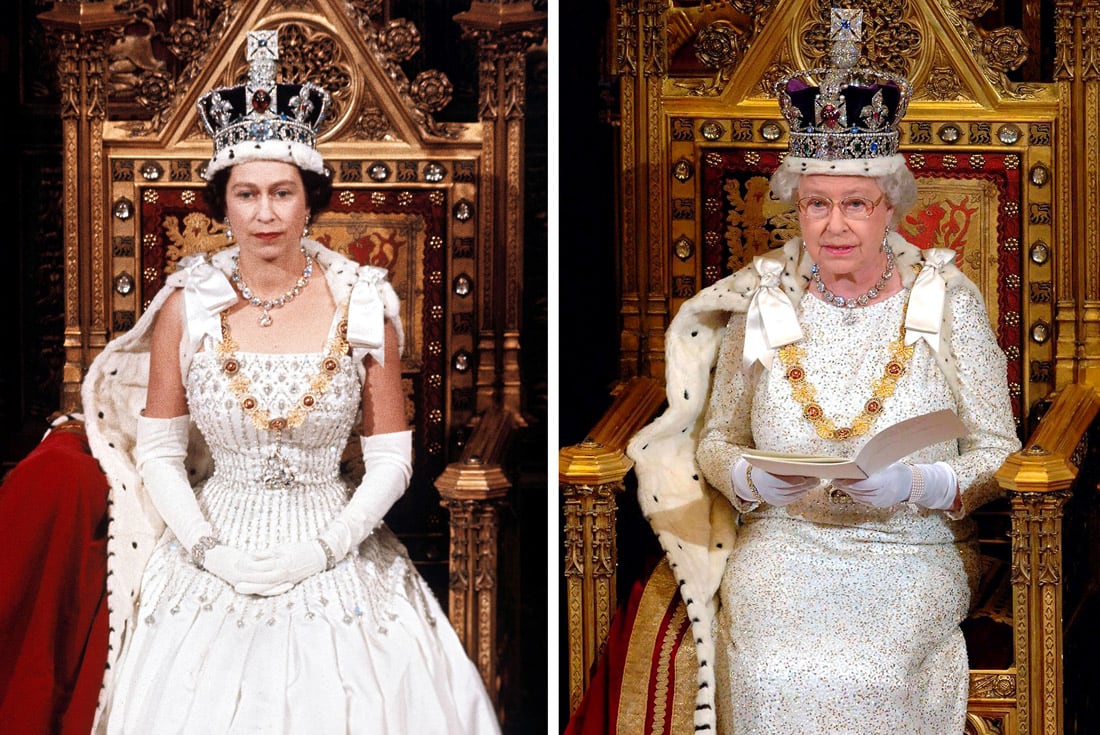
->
xmin=197 ymin=30 xmax=331 ymax=178
xmin=775 ymin=8 xmax=911 ymax=161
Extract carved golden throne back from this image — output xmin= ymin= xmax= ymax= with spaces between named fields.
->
xmin=561 ymin=3 xmax=1100 ymax=734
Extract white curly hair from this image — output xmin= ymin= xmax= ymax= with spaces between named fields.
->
xmin=769 ymin=153 xmax=918 ymax=226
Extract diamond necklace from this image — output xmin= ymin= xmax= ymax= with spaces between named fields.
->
xmin=810 ymin=233 xmax=895 ymax=310
xmin=230 ymin=246 xmax=314 ymax=327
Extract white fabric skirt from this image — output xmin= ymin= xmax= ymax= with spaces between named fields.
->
xmin=714 ymin=512 xmax=974 ymax=735
xmin=102 ymin=477 xmax=500 ymax=735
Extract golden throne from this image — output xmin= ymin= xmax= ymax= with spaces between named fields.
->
xmin=35 ymin=0 xmax=544 ymax=726
xmin=561 ymin=3 xmax=1100 ymax=734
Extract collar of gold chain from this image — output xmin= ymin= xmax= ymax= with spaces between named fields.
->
xmin=215 ymin=303 xmax=351 ymax=432
xmin=777 ymin=288 xmax=914 ymax=441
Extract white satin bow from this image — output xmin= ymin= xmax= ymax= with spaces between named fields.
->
xmin=743 ymin=256 xmax=803 ymax=372
xmin=904 ymin=248 xmax=954 ymax=352
xmin=347 ymin=266 xmax=386 ymax=362
xmin=180 ymin=255 xmax=239 ymax=348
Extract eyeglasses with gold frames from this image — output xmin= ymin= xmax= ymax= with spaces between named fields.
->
xmin=796 ymin=194 xmax=885 ymax=221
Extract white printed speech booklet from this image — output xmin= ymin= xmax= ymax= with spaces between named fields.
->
xmin=740 ymin=409 xmax=968 ymax=480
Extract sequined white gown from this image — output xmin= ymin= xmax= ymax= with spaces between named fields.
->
xmin=697 ymin=288 xmax=1017 ymax=735
xmin=103 ymin=320 xmax=500 ymax=734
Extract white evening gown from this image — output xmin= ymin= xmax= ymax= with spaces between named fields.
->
xmin=103 ymin=314 xmax=500 ymax=734
xmin=705 ymin=290 xmax=1006 ymax=735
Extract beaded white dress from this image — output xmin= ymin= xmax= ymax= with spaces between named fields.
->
xmin=103 ymin=311 xmax=500 ymax=735
xmin=696 ymin=287 xmax=1019 ymax=735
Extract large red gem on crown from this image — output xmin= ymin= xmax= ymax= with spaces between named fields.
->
xmin=251 ymin=89 xmax=271 ymax=113
xmin=821 ymin=103 xmax=840 ymax=129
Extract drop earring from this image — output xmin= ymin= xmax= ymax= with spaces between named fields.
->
xmin=224 ymin=217 xmax=233 ymax=242
xmin=302 ymin=215 xmax=311 ymax=239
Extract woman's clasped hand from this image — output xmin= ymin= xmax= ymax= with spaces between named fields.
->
xmin=730 ymin=457 xmax=818 ymax=506
xmin=833 ymin=460 xmax=961 ymax=510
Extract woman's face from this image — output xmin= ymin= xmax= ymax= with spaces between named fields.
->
xmin=225 ymin=160 xmax=309 ymax=259
xmin=797 ymin=174 xmax=894 ymax=286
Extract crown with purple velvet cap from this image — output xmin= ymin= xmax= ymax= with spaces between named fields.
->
xmin=775 ymin=8 xmax=912 ymax=176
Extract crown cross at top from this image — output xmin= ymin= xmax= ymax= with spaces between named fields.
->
xmin=247 ymin=31 xmax=278 ymax=111
xmin=248 ymin=29 xmax=278 ymax=62
xmin=817 ymin=8 xmax=863 ymax=131
xmin=830 ymin=8 xmax=861 ymax=66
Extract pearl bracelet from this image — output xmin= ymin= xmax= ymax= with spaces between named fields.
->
xmin=907 ymin=463 xmax=926 ymax=505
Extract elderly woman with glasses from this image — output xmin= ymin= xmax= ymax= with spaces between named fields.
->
xmin=626 ymin=10 xmax=1020 ymax=735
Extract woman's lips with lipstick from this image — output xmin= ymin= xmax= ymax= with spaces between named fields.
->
xmin=253 ymin=232 xmax=281 ymax=241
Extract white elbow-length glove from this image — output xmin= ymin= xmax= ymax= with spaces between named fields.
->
xmin=731 ymin=457 xmax=819 ymax=507
xmin=319 ymin=429 xmax=413 ymax=562
xmin=135 ymin=415 xmax=281 ymax=590
xmin=239 ymin=430 xmax=414 ymax=596
xmin=832 ymin=460 xmax=959 ymax=510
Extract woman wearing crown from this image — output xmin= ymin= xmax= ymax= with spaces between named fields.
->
xmin=627 ymin=10 xmax=1019 ymax=734
xmin=80 ymin=31 xmax=499 ymax=734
